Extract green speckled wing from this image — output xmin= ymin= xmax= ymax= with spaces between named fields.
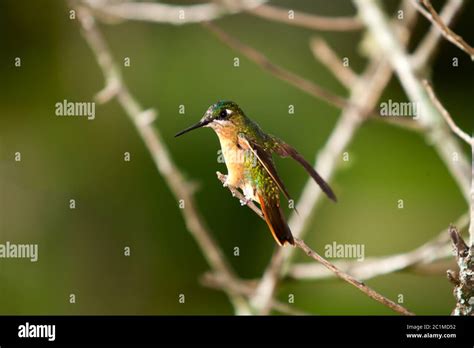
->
xmin=237 ymin=133 xmax=292 ymax=202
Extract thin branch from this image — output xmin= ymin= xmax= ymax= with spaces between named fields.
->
xmin=248 ymin=4 xmax=363 ymax=31
xmin=82 ymin=0 xmax=266 ymax=24
xmin=423 ymin=80 xmax=472 ymax=146
xmin=411 ymin=0 xmax=464 ymax=69
xmin=203 ymin=21 xmax=350 ymax=111
xmin=310 ymin=38 xmax=358 ymax=88
xmin=412 ymin=0 xmax=474 ymax=60
xmin=203 ymin=21 xmax=425 ymax=133
xmin=370 ymin=112 xmax=425 ymax=132
xmin=354 ymin=0 xmax=471 ymax=204
xmin=288 ymin=213 xmax=469 ymax=281
xmin=217 ymin=178 xmax=415 ymax=315
xmin=201 ymin=273 xmax=310 ymax=315
xmin=75 ymin=5 xmax=252 ymax=314
xmin=293 ymin=238 xmax=415 ymax=315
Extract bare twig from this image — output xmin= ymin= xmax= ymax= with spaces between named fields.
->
xmin=310 ymin=38 xmax=358 ymax=88
xmin=201 ymin=272 xmax=310 ymax=315
xmin=203 ymin=21 xmax=350 ymax=110
xmin=412 ymin=0 xmax=474 ymax=60
xmin=370 ymin=112 xmax=425 ymax=131
xmin=203 ymin=21 xmax=425 ymax=133
xmin=447 ymin=225 xmax=473 ymax=315
xmin=289 ymin=213 xmax=470 ymax=281
xmin=218 ymin=174 xmax=415 ymax=315
xmin=248 ymin=4 xmax=363 ymax=31
xmin=75 ymin=5 xmax=253 ymax=314
xmin=294 ymin=238 xmax=415 ymax=315
xmin=411 ymin=0 xmax=464 ymax=69
xmin=423 ymin=80 xmax=472 ymax=146
xmin=354 ymin=0 xmax=471 ymax=203
xmin=82 ymin=0 xmax=266 ymax=24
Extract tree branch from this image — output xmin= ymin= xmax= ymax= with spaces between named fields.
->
xmin=288 ymin=213 xmax=470 ymax=281
xmin=217 ymin=175 xmax=415 ymax=315
xmin=447 ymin=225 xmax=473 ymax=315
xmin=411 ymin=0 xmax=464 ymax=69
xmin=310 ymin=37 xmax=357 ymax=88
xmin=203 ymin=21 xmax=350 ymax=111
xmin=200 ymin=272 xmax=310 ymax=315
xmin=82 ymin=0 xmax=266 ymax=24
xmin=422 ymin=80 xmax=472 ymax=146
xmin=75 ymin=5 xmax=253 ymax=314
xmin=354 ymin=0 xmax=471 ymax=204
xmin=203 ymin=20 xmax=425 ymax=134
xmin=293 ymin=238 xmax=414 ymax=315
xmin=248 ymin=4 xmax=363 ymax=31
xmin=412 ymin=0 xmax=474 ymax=60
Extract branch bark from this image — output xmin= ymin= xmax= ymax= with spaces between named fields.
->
xmin=423 ymin=80 xmax=472 ymax=146
xmin=447 ymin=225 xmax=474 ymax=315
xmin=310 ymin=38 xmax=358 ymax=88
xmin=411 ymin=0 xmax=464 ymax=69
xmin=82 ymin=0 xmax=266 ymax=24
xmin=217 ymin=174 xmax=415 ymax=315
xmin=203 ymin=21 xmax=350 ymax=111
xmin=354 ymin=0 xmax=471 ymax=204
xmin=412 ymin=0 xmax=474 ymax=60
xmin=289 ymin=213 xmax=470 ymax=281
xmin=294 ymin=238 xmax=414 ymax=315
xmin=248 ymin=4 xmax=363 ymax=31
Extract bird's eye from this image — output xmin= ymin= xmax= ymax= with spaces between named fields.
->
xmin=219 ymin=110 xmax=227 ymax=118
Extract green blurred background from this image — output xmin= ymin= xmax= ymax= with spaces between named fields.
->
xmin=0 ymin=0 xmax=472 ymax=315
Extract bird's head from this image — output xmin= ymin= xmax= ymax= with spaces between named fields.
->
xmin=175 ymin=100 xmax=245 ymax=137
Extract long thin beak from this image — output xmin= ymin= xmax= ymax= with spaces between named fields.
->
xmin=175 ymin=120 xmax=208 ymax=137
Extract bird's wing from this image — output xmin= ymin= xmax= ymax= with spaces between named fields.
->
xmin=237 ymin=133 xmax=292 ymax=202
xmin=272 ymin=137 xmax=337 ymax=202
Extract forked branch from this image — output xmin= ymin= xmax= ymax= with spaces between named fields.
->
xmin=412 ymin=0 xmax=474 ymax=60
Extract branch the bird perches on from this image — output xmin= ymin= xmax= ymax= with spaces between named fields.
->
xmin=217 ymin=172 xmax=415 ymax=316
xmin=76 ymin=0 xmax=472 ymax=316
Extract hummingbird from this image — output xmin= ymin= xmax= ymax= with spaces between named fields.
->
xmin=175 ymin=101 xmax=336 ymax=246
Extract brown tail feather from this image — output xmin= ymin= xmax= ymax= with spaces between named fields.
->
xmin=274 ymin=140 xmax=337 ymax=202
xmin=257 ymin=193 xmax=294 ymax=246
